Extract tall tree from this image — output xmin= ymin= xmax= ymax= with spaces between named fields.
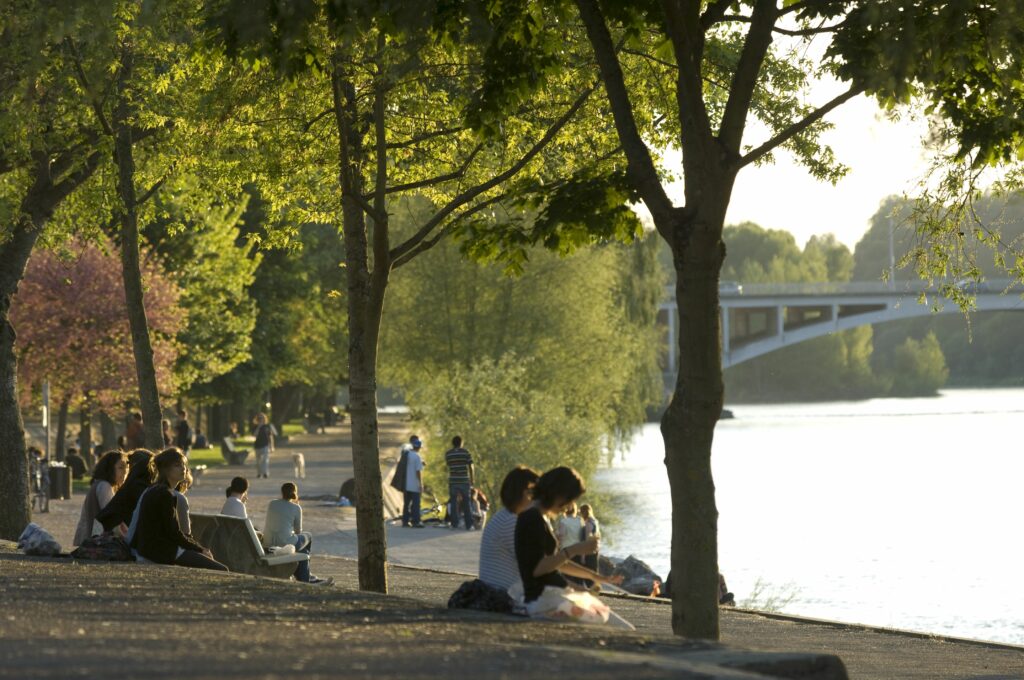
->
xmin=479 ymin=0 xmax=1024 ymax=638
xmin=209 ymin=0 xmax=639 ymax=592
xmin=0 ymin=2 xmax=109 ymax=539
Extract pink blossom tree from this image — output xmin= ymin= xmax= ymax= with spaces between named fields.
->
xmin=11 ymin=239 xmax=183 ymax=432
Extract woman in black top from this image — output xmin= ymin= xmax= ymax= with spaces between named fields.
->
xmin=132 ymin=448 xmax=227 ymax=571
xmin=514 ymin=466 xmax=621 ymax=603
xmin=96 ymin=449 xmax=154 ymax=533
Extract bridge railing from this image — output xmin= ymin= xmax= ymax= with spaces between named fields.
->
xmin=664 ymin=279 xmax=1020 ymax=299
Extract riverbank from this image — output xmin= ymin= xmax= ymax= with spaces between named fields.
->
xmin=18 ymin=414 xmax=1024 ymax=678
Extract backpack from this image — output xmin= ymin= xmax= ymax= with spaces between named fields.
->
xmin=254 ymin=424 xmax=271 ymax=449
xmin=390 ymin=448 xmax=409 ymax=492
xmin=71 ymin=531 xmax=133 ymax=561
xmin=447 ymin=579 xmax=515 ymax=613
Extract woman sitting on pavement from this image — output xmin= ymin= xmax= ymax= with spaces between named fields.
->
xmin=514 ymin=466 xmax=631 ymax=629
xmin=173 ymin=468 xmax=194 ymax=536
xmin=220 ymin=477 xmax=250 ymax=518
xmin=129 ymin=447 xmax=228 ymax=571
xmin=73 ymin=450 xmax=129 ymax=546
xmin=263 ymin=483 xmax=333 ymax=585
xmin=478 ymin=466 xmax=540 ymax=594
xmin=96 ymin=449 xmax=154 ymax=534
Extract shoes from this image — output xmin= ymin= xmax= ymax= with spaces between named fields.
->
xmin=411 ymin=524 xmax=425 ymax=529
xmin=308 ymin=576 xmax=334 ymax=586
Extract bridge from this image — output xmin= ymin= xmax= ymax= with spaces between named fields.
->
xmin=659 ymin=280 xmax=1024 ymax=375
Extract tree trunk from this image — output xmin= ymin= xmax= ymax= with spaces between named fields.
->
xmin=662 ymin=200 xmax=729 ymax=640
xmin=54 ymin=395 xmax=70 ymax=462
xmin=80 ymin=400 xmax=93 ymax=468
xmin=333 ymin=58 xmax=389 ymax=593
xmin=113 ymin=47 xmax=163 ymax=450
xmin=100 ymin=410 xmax=118 ymax=450
xmin=270 ymin=384 xmax=301 ymax=434
xmin=0 ymin=219 xmax=39 ymax=539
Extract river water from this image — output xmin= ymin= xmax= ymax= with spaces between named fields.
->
xmin=593 ymin=388 xmax=1024 ymax=645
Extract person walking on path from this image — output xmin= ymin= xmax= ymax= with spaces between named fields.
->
xmin=253 ymin=413 xmax=276 ymax=479
xmin=445 ymin=436 xmax=474 ymax=531
xmin=263 ymin=483 xmax=333 ymax=585
xmin=402 ymin=436 xmax=425 ymax=528
xmin=174 ymin=409 xmax=193 ymax=457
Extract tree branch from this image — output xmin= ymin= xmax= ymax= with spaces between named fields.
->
xmin=137 ymin=177 xmax=166 ymax=206
xmin=576 ymin=0 xmax=674 ymax=228
xmin=700 ymin=0 xmax=735 ymax=29
xmin=389 ymin=86 xmax=596 ymax=264
xmin=391 ymin=193 xmax=508 ymax=269
xmin=371 ymin=37 xmax=390 ymax=273
xmin=302 ymin=108 xmax=333 ymax=133
xmin=719 ymin=0 xmax=779 ymax=155
xmin=737 ymin=84 xmax=865 ymax=170
xmin=382 ymin=144 xmax=484 ymax=195
xmin=385 ymin=126 xmax=467 ymax=150
xmin=65 ymin=37 xmax=113 ymax=136
xmin=720 ymin=13 xmax=847 ymax=36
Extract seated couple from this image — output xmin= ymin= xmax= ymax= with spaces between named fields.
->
xmin=221 ymin=477 xmax=333 ymax=586
xmin=477 ymin=466 xmax=632 ymax=629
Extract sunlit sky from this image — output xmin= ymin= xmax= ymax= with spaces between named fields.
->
xmin=661 ymin=91 xmax=934 ymax=251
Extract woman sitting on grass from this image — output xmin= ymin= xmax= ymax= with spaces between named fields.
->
xmin=478 ymin=466 xmax=539 ymax=594
xmin=73 ymin=450 xmax=129 ymax=546
xmin=129 ymin=448 xmax=227 ymax=571
xmin=514 ymin=466 xmax=631 ymax=629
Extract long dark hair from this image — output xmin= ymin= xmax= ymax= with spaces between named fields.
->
xmin=531 ymin=467 xmax=585 ymax=510
xmin=91 ymin=450 xmax=128 ymax=488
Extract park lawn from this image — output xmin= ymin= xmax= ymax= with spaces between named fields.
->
xmin=188 ymin=447 xmax=226 ymax=468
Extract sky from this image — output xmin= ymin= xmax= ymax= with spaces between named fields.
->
xmin=661 ymin=91 xmax=934 ymax=251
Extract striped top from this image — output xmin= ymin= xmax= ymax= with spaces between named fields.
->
xmin=478 ymin=508 xmax=521 ymax=592
xmin=444 ymin=447 xmax=473 ymax=484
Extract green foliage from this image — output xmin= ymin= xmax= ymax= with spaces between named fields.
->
xmin=143 ymin=194 xmax=260 ymax=394
xmin=888 ymin=332 xmax=949 ymax=396
xmin=407 ymin=355 xmax=603 ymax=504
xmin=379 ymin=228 xmax=664 ymax=492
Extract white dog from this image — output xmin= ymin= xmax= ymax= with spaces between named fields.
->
xmin=292 ymin=452 xmax=306 ymax=479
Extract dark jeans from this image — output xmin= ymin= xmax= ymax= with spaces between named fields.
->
xmin=402 ymin=491 xmax=421 ymax=526
xmin=292 ymin=533 xmax=312 ymax=582
xmin=175 ymin=549 xmax=228 ymax=571
xmin=449 ymin=482 xmax=473 ymax=530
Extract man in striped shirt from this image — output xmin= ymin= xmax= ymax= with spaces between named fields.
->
xmin=445 ymin=436 xmax=475 ymax=531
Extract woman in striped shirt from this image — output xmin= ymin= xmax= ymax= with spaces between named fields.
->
xmin=477 ymin=466 xmax=540 ymax=593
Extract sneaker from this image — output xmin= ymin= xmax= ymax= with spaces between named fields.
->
xmin=411 ymin=524 xmax=426 ymax=529
xmin=308 ymin=576 xmax=334 ymax=586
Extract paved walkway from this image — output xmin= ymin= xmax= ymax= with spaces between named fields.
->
xmin=25 ymin=417 xmax=1024 ymax=680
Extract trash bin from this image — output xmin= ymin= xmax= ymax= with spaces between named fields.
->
xmin=48 ymin=463 xmax=72 ymax=500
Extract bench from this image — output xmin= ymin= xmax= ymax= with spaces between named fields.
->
xmin=220 ymin=437 xmax=250 ymax=466
xmin=190 ymin=513 xmax=307 ymax=579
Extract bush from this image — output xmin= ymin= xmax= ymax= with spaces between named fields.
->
xmin=410 ymin=355 xmax=604 ymax=503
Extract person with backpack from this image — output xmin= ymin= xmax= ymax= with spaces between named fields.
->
xmin=401 ymin=436 xmax=425 ymax=528
xmin=253 ymin=412 xmax=276 ymax=479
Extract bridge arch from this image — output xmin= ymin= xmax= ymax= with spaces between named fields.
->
xmin=658 ymin=281 xmax=1024 ymax=375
